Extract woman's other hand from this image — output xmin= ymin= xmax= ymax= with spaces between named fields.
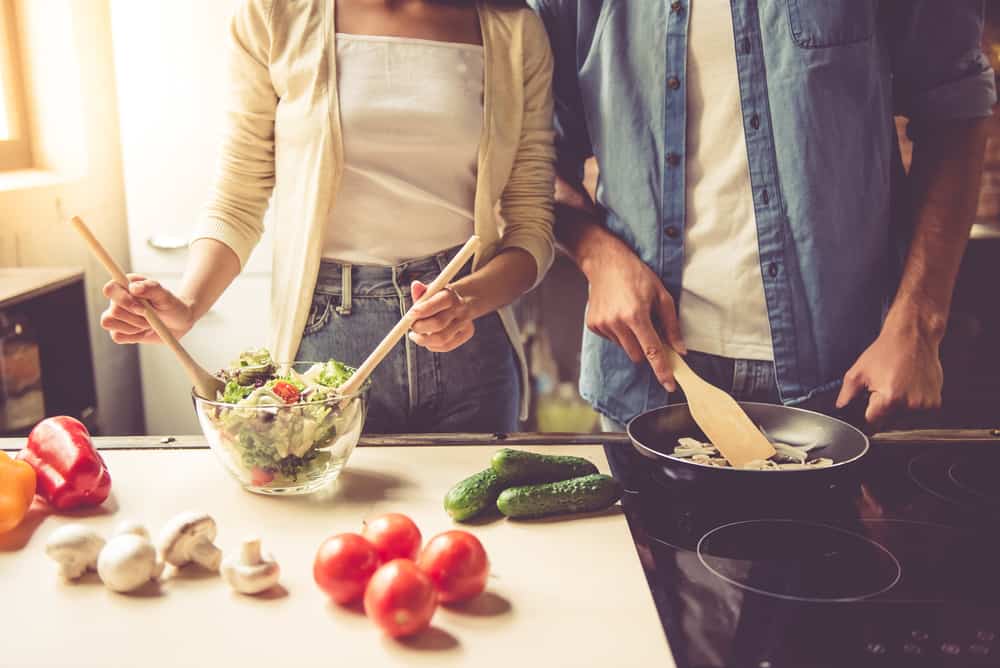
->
xmin=100 ymin=275 xmax=195 ymax=344
xmin=407 ymin=280 xmax=475 ymax=352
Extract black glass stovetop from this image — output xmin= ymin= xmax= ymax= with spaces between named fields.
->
xmin=607 ymin=441 xmax=1000 ymax=668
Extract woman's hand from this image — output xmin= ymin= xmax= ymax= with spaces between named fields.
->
xmin=407 ymin=281 xmax=475 ymax=353
xmin=100 ymin=275 xmax=196 ymax=344
xmin=406 ymin=248 xmax=537 ymax=353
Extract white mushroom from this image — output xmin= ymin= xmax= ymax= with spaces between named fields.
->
xmin=45 ymin=524 xmax=105 ymax=580
xmin=97 ymin=534 xmax=164 ymax=593
xmin=158 ymin=512 xmax=222 ymax=571
xmin=221 ymin=538 xmax=280 ymax=595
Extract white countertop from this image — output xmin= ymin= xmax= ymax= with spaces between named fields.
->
xmin=0 ymin=444 xmax=673 ymax=668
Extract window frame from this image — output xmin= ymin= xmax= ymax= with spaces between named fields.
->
xmin=0 ymin=0 xmax=32 ymax=170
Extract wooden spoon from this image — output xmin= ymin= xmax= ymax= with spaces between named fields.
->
xmin=337 ymin=235 xmax=481 ymax=398
xmin=665 ymin=346 xmax=776 ymax=468
xmin=69 ymin=216 xmax=225 ymax=400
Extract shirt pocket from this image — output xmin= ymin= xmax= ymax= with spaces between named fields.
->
xmin=786 ymin=0 xmax=876 ymax=49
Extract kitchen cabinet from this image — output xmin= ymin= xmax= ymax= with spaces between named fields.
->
xmin=109 ymin=1 xmax=274 ymax=432
xmin=0 ymin=267 xmax=97 ymax=435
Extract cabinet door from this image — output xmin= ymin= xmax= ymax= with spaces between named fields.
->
xmin=109 ymin=0 xmax=273 ymax=275
xmin=138 ymin=274 xmax=271 ymax=435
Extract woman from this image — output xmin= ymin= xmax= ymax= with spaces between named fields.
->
xmin=100 ymin=0 xmax=555 ymax=433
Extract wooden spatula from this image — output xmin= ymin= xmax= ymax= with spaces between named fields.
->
xmin=665 ymin=346 xmax=776 ymax=468
xmin=70 ymin=216 xmax=225 ymax=400
xmin=336 ymin=235 xmax=481 ymax=398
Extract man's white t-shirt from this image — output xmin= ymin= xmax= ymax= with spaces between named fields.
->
xmin=679 ymin=0 xmax=774 ymax=361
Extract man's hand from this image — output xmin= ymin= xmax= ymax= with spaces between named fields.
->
xmin=582 ymin=235 xmax=686 ymax=391
xmin=840 ymin=117 xmax=990 ymax=424
xmin=836 ymin=314 xmax=943 ymax=425
xmin=554 ymin=172 xmax=686 ymax=390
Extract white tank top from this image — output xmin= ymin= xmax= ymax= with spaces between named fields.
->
xmin=679 ymin=1 xmax=774 ymax=361
xmin=322 ymin=34 xmax=483 ymax=265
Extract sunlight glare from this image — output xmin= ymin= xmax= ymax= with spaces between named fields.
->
xmin=0 ymin=65 xmax=10 ymax=140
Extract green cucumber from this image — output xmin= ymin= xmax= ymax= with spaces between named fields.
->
xmin=496 ymin=474 xmax=622 ymax=519
xmin=490 ymin=448 xmax=599 ymax=484
xmin=444 ymin=468 xmax=507 ymax=522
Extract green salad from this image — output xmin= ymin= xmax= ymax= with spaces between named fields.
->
xmin=204 ymin=349 xmax=358 ymax=484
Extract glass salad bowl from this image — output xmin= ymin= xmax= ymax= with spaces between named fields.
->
xmin=192 ymin=360 xmax=370 ymax=495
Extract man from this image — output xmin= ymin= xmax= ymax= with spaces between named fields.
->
xmin=528 ymin=1 xmax=995 ymax=446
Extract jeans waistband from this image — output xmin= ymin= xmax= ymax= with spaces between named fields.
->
xmin=313 ymin=245 xmax=467 ymax=298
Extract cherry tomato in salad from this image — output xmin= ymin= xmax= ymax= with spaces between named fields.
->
xmin=362 ymin=513 xmax=422 ymax=563
xmin=364 ymin=559 xmax=438 ymax=638
xmin=250 ymin=467 xmax=274 ymax=487
xmin=313 ymin=533 xmax=380 ymax=604
xmin=271 ymin=381 xmax=300 ymax=404
xmin=417 ymin=531 xmax=490 ymax=603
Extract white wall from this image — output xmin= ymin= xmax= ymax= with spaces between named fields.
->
xmin=0 ymin=0 xmax=143 ymax=435
xmin=110 ymin=0 xmax=273 ymax=435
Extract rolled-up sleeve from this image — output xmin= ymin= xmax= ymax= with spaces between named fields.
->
xmin=497 ymin=11 xmax=557 ymax=289
xmin=529 ymin=0 xmax=593 ymax=187
xmin=191 ymin=0 xmax=277 ymax=268
xmin=886 ymin=0 xmax=997 ymax=137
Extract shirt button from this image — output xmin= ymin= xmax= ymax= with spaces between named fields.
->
xmin=668 ymin=77 xmax=681 ymax=90
xmin=768 ymin=262 xmax=779 ymax=278
xmin=666 ymin=152 xmax=681 ymax=167
xmin=750 ymin=113 xmax=760 ymax=130
xmin=665 ymin=225 xmax=680 ymax=239
xmin=761 ymin=189 xmax=770 ymax=204
xmin=742 ymin=37 xmax=752 ymax=54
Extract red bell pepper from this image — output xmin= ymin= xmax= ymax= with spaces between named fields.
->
xmin=17 ymin=416 xmax=111 ymax=510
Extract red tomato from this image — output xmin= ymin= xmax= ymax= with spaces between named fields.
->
xmin=361 ymin=513 xmax=422 ymax=563
xmin=364 ymin=559 xmax=438 ymax=638
xmin=313 ymin=533 xmax=380 ymax=604
xmin=271 ymin=381 xmax=300 ymax=404
xmin=416 ymin=531 xmax=490 ymax=603
xmin=250 ymin=467 xmax=274 ymax=486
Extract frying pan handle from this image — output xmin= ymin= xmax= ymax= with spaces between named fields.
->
xmin=600 ymin=433 xmax=633 ymax=446
xmin=872 ymin=428 xmax=1000 ymax=444
xmin=828 ymin=392 xmax=1000 ymax=443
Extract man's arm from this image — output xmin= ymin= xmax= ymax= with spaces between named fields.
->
xmin=837 ymin=0 xmax=996 ymax=423
xmin=555 ymin=176 xmax=686 ymax=392
xmin=889 ymin=119 xmax=989 ymax=338
xmin=530 ymin=0 xmax=686 ymax=390
xmin=837 ymin=118 xmax=990 ymax=422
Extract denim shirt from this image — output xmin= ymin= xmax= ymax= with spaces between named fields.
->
xmin=529 ymin=0 xmax=997 ymax=425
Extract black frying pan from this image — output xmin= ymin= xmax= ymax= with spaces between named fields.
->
xmin=626 ymin=402 xmax=871 ymax=488
xmin=624 ymin=402 xmax=1000 ymax=483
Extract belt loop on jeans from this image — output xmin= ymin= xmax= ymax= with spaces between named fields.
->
xmin=434 ymin=250 xmax=449 ymax=272
xmin=336 ymin=263 xmax=353 ymax=316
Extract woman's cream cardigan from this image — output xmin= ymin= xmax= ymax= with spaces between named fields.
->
xmin=192 ymin=0 xmax=557 ymax=419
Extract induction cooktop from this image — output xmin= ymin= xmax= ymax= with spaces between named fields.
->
xmin=608 ymin=440 xmax=1000 ymax=668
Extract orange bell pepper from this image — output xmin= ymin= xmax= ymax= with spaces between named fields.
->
xmin=0 ymin=450 xmax=36 ymax=533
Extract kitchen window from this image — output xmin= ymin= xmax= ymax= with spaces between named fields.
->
xmin=0 ymin=0 xmax=31 ymax=171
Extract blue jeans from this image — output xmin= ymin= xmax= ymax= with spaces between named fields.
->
xmin=295 ymin=248 xmax=520 ymax=434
